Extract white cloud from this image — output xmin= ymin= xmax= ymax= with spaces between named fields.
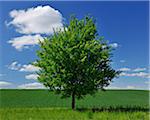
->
xmin=8 ymin=62 xmax=40 ymax=78
xmin=18 ymin=82 xmax=45 ymax=89
xmin=126 ymin=86 xmax=135 ymax=89
xmin=8 ymin=61 xmax=21 ymax=70
xmin=8 ymin=34 xmax=44 ymax=51
xmin=25 ymin=74 xmax=39 ymax=80
xmin=120 ymin=72 xmax=150 ymax=79
xmin=110 ymin=43 xmax=118 ymax=48
xmin=133 ymin=68 xmax=146 ymax=72
xmin=106 ymin=85 xmax=142 ymax=90
xmin=119 ymin=67 xmax=131 ymax=71
xmin=118 ymin=67 xmax=147 ymax=72
xmin=8 ymin=62 xmax=40 ymax=72
xmin=0 ymin=81 xmax=12 ymax=88
xmin=7 ymin=6 xmax=63 ymax=34
xmin=20 ymin=64 xmax=40 ymax=72
xmin=106 ymin=86 xmax=122 ymax=89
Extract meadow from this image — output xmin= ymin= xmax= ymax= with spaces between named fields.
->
xmin=0 ymin=108 xmax=149 ymax=120
xmin=0 ymin=89 xmax=149 ymax=120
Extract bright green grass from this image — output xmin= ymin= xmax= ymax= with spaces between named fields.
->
xmin=0 ymin=89 xmax=149 ymax=108
xmin=0 ymin=90 xmax=149 ymax=120
xmin=0 ymin=108 xmax=149 ymax=120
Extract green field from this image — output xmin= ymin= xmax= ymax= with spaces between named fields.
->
xmin=0 ymin=89 xmax=149 ymax=120
xmin=0 ymin=89 xmax=149 ymax=108
xmin=0 ymin=108 xmax=149 ymax=120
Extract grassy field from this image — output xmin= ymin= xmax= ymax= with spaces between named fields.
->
xmin=0 ymin=108 xmax=149 ymax=120
xmin=0 ymin=89 xmax=149 ymax=108
xmin=0 ymin=89 xmax=149 ymax=120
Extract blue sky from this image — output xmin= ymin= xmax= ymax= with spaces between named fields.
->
xmin=0 ymin=1 xmax=149 ymax=89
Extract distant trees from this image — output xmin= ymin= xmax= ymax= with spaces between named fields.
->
xmin=34 ymin=16 xmax=120 ymax=110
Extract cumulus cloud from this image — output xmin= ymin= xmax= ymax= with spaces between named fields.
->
xmin=119 ymin=67 xmax=131 ymax=71
xmin=8 ymin=61 xmax=21 ymax=70
xmin=8 ymin=62 xmax=40 ymax=80
xmin=133 ymin=68 xmax=146 ymax=72
xmin=25 ymin=74 xmax=39 ymax=80
xmin=110 ymin=43 xmax=118 ymax=48
xmin=8 ymin=34 xmax=44 ymax=51
xmin=120 ymin=72 xmax=150 ymax=78
xmin=0 ymin=81 xmax=12 ymax=88
xmin=18 ymin=82 xmax=45 ymax=89
xmin=7 ymin=6 xmax=63 ymax=35
xmin=8 ymin=62 xmax=40 ymax=74
xmin=20 ymin=64 xmax=40 ymax=72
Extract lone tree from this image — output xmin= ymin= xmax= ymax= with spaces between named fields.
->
xmin=34 ymin=16 xmax=120 ymax=110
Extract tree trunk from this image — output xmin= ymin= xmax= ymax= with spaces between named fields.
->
xmin=72 ymin=91 xmax=75 ymax=110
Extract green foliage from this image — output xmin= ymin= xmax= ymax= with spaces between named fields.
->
xmin=34 ymin=16 xmax=120 ymax=99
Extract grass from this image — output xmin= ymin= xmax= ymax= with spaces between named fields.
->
xmin=0 ymin=89 xmax=149 ymax=108
xmin=0 ymin=89 xmax=149 ymax=120
xmin=0 ymin=108 xmax=149 ymax=120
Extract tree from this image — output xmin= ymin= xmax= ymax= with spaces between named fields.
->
xmin=34 ymin=16 xmax=120 ymax=110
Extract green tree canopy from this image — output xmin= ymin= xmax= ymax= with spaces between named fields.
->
xmin=34 ymin=16 xmax=120 ymax=109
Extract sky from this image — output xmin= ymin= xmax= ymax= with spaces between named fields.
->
xmin=0 ymin=1 xmax=149 ymax=89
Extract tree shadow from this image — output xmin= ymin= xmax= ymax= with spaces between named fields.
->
xmin=76 ymin=106 xmax=149 ymax=112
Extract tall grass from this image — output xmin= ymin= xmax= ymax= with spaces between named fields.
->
xmin=0 ymin=108 xmax=149 ymax=120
